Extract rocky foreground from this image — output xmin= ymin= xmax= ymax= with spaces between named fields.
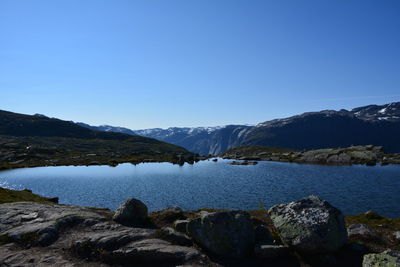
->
xmin=221 ymin=145 xmax=400 ymax=166
xmin=0 ymin=195 xmax=399 ymax=266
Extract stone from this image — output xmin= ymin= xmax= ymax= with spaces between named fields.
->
xmin=363 ymin=250 xmax=400 ymax=267
xmin=0 ymin=202 xmax=108 ymax=246
xmin=109 ymin=238 xmax=203 ymax=265
xmin=254 ymin=242 xmax=290 ymax=259
xmin=0 ymin=243 xmax=106 ymax=267
xmin=0 ymin=202 xmax=208 ymax=266
xmin=157 ymin=227 xmax=192 ymax=246
xmin=72 ymin=225 xmax=154 ymax=253
xmin=173 ymin=219 xmax=189 ymax=233
xmin=327 ymin=153 xmax=352 ymax=164
xmin=347 ymin=224 xmax=378 ymax=240
xmin=187 ymin=210 xmax=255 ymax=258
xmin=113 ymin=198 xmax=148 ymax=226
xmin=268 ymin=195 xmax=347 ymax=255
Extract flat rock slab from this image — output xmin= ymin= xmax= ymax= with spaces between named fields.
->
xmin=0 ymin=243 xmax=108 ymax=267
xmin=109 ymin=238 xmax=203 ymax=265
xmin=0 ymin=202 xmax=207 ymax=267
xmin=0 ymin=202 xmax=110 ymax=246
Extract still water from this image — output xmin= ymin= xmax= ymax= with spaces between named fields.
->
xmin=1 ymin=159 xmax=399 ymax=217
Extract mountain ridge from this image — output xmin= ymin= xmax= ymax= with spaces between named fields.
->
xmin=76 ymin=102 xmax=400 ymax=154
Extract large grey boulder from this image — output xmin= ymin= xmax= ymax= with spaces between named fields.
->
xmin=187 ymin=211 xmax=255 ymax=258
xmin=113 ymin=198 xmax=148 ymax=226
xmin=268 ymin=195 xmax=347 ymax=255
xmin=363 ymin=250 xmax=400 ymax=267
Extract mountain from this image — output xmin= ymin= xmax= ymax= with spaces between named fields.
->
xmin=239 ymin=102 xmax=400 ymax=153
xmin=0 ymin=110 xmax=193 ymax=169
xmin=134 ymin=125 xmax=252 ymax=155
xmin=76 ymin=102 xmax=400 ymax=154
xmin=76 ymin=122 xmax=137 ymax=136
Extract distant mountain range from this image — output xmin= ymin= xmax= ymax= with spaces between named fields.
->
xmin=76 ymin=102 xmax=400 ymax=154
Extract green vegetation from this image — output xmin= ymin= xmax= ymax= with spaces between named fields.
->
xmin=0 ymin=110 xmax=195 ymax=170
xmin=346 ymin=212 xmax=400 ymax=252
xmin=0 ymin=187 xmax=56 ymax=204
xmin=0 ymin=135 xmax=193 ymax=170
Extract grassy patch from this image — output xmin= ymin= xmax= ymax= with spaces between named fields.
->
xmin=0 ymin=187 xmax=55 ymax=204
xmin=346 ymin=212 xmax=400 ymax=252
xmin=346 ymin=212 xmax=400 ymax=230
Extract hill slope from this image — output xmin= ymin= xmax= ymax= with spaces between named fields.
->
xmin=0 ymin=110 xmax=193 ymax=169
xmin=240 ymin=103 xmax=400 ymax=153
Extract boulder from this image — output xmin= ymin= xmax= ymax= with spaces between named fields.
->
xmin=173 ymin=219 xmax=189 ymax=233
xmin=113 ymin=198 xmax=148 ymax=226
xmin=268 ymin=195 xmax=347 ymax=255
xmin=363 ymin=250 xmax=400 ymax=267
xmin=254 ymin=242 xmax=290 ymax=259
xmin=187 ymin=211 xmax=255 ymax=258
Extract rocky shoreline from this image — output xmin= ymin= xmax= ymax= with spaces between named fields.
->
xmin=0 ymin=190 xmax=399 ymax=266
xmin=220 ymin=145 xmax=400 ymax=166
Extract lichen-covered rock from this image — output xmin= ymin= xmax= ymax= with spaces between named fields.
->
xmin=363 ymin=250 xmax=400 ymax=267
xmin=268 ymin=195 xmax=347 ymax=255
xmin=113 ymin=198 xmax=148 ymax=226
xmin=187 ymin=211 xmax=255 ymax=258
xmin=254 ymin=242 xmax=290 ymax=259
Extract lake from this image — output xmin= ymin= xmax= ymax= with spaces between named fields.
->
xmin=0 ymin=159 xmax=399 ymax=217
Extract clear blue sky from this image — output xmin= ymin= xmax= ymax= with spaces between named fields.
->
xmin=1 ymin=0 xmax=399 ymax=129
